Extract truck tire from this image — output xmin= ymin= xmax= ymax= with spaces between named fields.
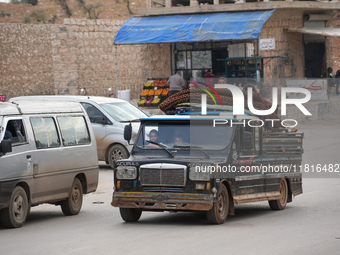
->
xmin=0 ymin=186 xmax=28 ymax=228
xmin=108 ymin=144 xmax=129 ymax=168
xmin=206 ymin=184 xmax=229 ymax=224
xmin=61 ymin=178 xmax=83 ymax=216
xmin=120 ymin=208 xmax=142 ymax=222
xmin=269 ymin=178 xmax=288 ymax=210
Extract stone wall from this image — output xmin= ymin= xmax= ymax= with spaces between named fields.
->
xmin=0 ymin=24 xmax=55 ymax=99
xmin=0 ymin=20 xmax=171 ymax=100
xmin=52 ymin=19 xmax=171 ymax=99
xmin=260 ymin=10 xmax=304 ymax=79
xmin=332 ymin=14 xmax=340 ymax=73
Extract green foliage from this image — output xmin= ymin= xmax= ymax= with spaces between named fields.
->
xmin=11 ymin=0 xmax=38 ymax=5
xmin=27 ymin=0 xmax=38 ymax=6
xmin=24 ymin=10 xmax=47 ymax=24
xmin=56 ymin=0 xmax=72 ymax=18
xmin=0 ymin=10 xmax=11 ymax=17
xmin=76 ymin=0 xmax=102 ymax=19
xmin=24 ymin=14 xmax=30 ymax=23
xmin=10 ymin=0 xmax=21 ymax=4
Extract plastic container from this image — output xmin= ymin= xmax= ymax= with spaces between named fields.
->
xmin=118 ymin=89 xmax=130 ymax=102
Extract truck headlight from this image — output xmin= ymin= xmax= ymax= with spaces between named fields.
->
xmin=189 ymin=167 xmax=210 ymax=181
xmin=116 ymin=166 xmax=137 ymax=180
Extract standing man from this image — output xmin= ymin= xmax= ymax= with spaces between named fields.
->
xmin=168 ymin=71 xmax=186 ymax=97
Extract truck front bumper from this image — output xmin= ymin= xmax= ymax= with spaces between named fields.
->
xmin=111 ymin=191 xmax=214 ymax=211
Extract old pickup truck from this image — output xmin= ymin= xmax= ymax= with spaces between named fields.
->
xmin=111 ymin=113 xmax=303 ymax=224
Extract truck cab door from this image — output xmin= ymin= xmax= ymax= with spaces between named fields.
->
xmin=232 ymin=125 xmax=264 ymax=195
xmin=0 ymin=117 xmax=33 ymax=180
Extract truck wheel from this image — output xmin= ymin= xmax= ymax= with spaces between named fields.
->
xmin=120 ymin=208 xmax=142 ymax=222
xmin=206 ymin=184 xmax=229 ymax=224
xmin=0 ymin=186 xmax=28 ymax=228
xmin=108 ymin=144 xmax=129 ymax=168
xmin=269 ymin=178 xmax=288 ymax=210
xmin=61 ymin=178 xmax=83 ymax=216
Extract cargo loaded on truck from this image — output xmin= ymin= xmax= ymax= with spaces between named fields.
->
xmin=111 ymin=114 xmax=303 ymax=224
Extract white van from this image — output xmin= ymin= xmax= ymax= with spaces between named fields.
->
xmin=10 ymin=96 xmax=148 ymax=168
xmin=0 ymin=101 xmax=99 ymax=228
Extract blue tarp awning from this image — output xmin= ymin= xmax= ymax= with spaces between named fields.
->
xmin=114 ymin=10 xmax=275 ymax=44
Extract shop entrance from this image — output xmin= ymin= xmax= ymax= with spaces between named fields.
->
xmin=212 ymin=50 xmax=229 ymax=75
xmin=304 ymin=42 xmax=325 ymax=78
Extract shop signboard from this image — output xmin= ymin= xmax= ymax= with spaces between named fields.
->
xmin=259 ymin=38 xmax=275 ymax=50
xmin=286 ymin=79 xmax=328 ymax=101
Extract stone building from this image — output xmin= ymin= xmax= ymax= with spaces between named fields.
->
xmin=121 ymin=1 xmax=340 ymax=82
xmin=0 ymin=1 xmax=339 ymax=101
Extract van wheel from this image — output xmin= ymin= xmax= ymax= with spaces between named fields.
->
xmin=206 ymin=184 xmax=229 ymax=224
xmin=0 ymin=186 xmax=28 ymax=228
xmin=269 ymin=178 xmax=288 ymax=210
xmin=120 ymin=208 xmax=142 ymax=222
xmin=108 ymin=144 xmax=129 ymax=168
xmin=61 ymin=178 xmax=83 ymax=216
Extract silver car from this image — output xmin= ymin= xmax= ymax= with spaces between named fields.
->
xmin=10 ymin=96 xmax=148 ymax=168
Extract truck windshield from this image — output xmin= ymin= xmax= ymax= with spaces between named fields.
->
xmin=101 ymin=103 xmax=147 ymax=122
xmin=137 ymin=121 xmax=234 ymax=150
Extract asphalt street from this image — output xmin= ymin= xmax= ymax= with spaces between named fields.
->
xmin=0 ymin=119 xmax=339 ymax=255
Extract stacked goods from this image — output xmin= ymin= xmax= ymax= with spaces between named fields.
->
xmin=158 ymin=80 xmax=168 ymax=87
xmin=152 ymin=98 xmax=161 ymax=106
xmin=152 ymin=80 xmax=160 ymax=86
xmin=155 ymin=89 xmax=163 ymax=96
xmin=144 ymin=81 xmax=153 ymax=88
xmin=138 ymin=78 xmax=170 ymax=107
xmin=145 ymin=97 xmax=154 ymax=106
xmin=148 ymin=90 xmax=155 ymax=96
xmin=138 ymin=99 xmax=146 ymax=106
xmin=158 ymin=88 xmax=282 ymax=127
xmin=161 ymin=88 xmax=169 ymax=96
xmin=141 ymin=89 xmax=149 ymax=97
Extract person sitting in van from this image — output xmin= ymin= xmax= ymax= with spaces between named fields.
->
xmin=147 ymin=129 xmax=161 ymax=148
xmin=4 ymin=129 xmax=13 ymax=140
xmin=86 ymin=106 xmax=96 ymax=122
xmin=175 ymin=136 xmax=184 ymax=145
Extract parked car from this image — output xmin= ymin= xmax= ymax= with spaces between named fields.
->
xmin=10 ymin=96 xmax=148 ymax=168
xmin=0 ymin=101 xmax=99 ymax=228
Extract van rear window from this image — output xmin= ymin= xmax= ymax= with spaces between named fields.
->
xmin=57 ymin=116 xmax=90 ymax=146
xmin=31 ymin=117 xmax=60 ymax=149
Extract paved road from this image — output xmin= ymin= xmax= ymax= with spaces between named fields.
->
xmin=1 ymin=120 xmax=339 ymax=255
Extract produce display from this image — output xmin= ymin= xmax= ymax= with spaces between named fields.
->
xmin=155 ymin=89 xmax=163 ymax=96
xmin=138 ymin=99 xmax=146 ymax=106
xmin=138 ymin=78 xmax=169 ymax=107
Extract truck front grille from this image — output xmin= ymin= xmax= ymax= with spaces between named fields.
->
xmin=140 ymin=163 xmax=186 ymax=187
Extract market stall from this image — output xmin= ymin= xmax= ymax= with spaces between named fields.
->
xmin=138 ymin=78 xmax=169 ymax=107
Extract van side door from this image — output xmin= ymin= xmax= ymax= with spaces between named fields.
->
xmin=29 ymin=115 xmax=94 ymax=204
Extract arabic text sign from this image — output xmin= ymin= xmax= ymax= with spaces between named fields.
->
xmin=286 ymin=79 xmax=327 ymax=101
xmin=0 ymin=95 xmax=6 ymax=101
xmin=259 ymin=38 xmax=275 ymax=50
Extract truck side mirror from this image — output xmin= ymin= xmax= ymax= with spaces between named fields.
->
xmin=0 ymin=140 xmax=12 ymax=155
xmin=124 ymin=124 xmax=132 ymax=141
